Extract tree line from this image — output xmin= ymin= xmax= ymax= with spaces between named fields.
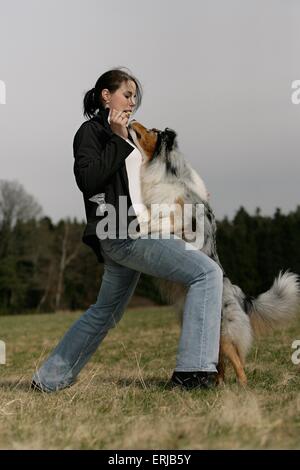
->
xmin=0 ymin=180 xmax=299 ymax=314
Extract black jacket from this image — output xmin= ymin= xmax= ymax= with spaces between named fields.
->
xmin=73 ymin=107 xmax=139 ymax=263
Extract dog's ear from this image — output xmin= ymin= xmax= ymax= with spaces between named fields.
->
xmin=163 ymin=128 xmax=177 ymax=151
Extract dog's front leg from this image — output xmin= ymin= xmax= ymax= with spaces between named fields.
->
xmin=133 ymin=207 xmax=151 ymax=238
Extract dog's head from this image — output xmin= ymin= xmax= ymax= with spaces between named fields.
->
xmin=128 ymin=120 xmax=178 ymax=166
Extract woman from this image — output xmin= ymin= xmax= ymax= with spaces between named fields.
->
xmin=32 ymin=68 xmax=223 ymax=392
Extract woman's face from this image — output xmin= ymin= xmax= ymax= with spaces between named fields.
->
xmin=102 ymin=80 xmax=137 ymax=113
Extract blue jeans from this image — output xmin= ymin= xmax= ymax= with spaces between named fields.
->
xmin=32 ymin=236 xmax=223 ymax=391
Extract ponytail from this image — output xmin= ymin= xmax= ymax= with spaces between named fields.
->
xmin=83 ymin=87 xmax=99 ymax=119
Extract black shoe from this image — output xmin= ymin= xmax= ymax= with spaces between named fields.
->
xmin=31 ymin=380 xmax=44 ymax=392
xmin=170 ymin=371 xmax=217 ymax=390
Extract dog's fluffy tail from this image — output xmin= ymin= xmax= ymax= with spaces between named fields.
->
xmin=247 ymin=271 xmax=300 ymax=336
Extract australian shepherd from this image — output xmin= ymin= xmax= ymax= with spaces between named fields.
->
xmin=128 ymin=120 xmax=300 ymax=385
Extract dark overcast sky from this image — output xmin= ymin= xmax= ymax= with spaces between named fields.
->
xmin=0 ymin=0 xmax=299 ymax=222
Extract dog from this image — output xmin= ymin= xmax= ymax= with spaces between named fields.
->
xmin=128 ymin=120 xmax=300 ymax=385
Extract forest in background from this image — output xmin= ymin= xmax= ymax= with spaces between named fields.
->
xmin=0 ymin=179 xmax=299 ymax=315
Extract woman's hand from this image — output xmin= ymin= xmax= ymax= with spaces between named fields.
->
xmin=109 ymin=108 xmax=129 ymax=139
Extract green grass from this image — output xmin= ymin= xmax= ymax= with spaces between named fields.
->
xmin=1 ymin=306 xmax=300 ymax=449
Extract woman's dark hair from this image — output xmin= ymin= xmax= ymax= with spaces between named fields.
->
xmin=83 ymin=67 xmax=143 ymax=119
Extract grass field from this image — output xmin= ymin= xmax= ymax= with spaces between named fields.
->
xmin=0 ymin=306 xmax=300 ymax=450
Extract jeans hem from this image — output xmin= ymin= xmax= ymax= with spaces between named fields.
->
xmin=174 ymin=367 xmax=218 ymax=373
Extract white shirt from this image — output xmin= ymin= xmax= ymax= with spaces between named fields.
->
xmin=107 ymin=110 xmax=146 ymax=217
xmin=124 ymin=139 xmax=146 ymax=217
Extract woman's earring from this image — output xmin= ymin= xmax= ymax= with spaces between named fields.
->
xmin=104 ymin=101 xmax=110 ymax=109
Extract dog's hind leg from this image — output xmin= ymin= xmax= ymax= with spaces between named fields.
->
xmin=220 ymin=337 xmax=247 ymax=386
xmin=216 ymin=350 xmax=226 ymax=385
